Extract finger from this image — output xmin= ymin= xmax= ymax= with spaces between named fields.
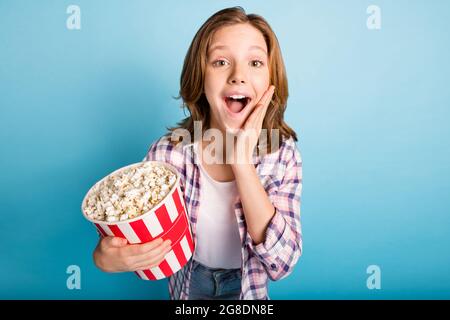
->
xmin=139 ymin=240 xmax=171 ymax=261
xmin=247 ymin=86 xmax=274 ymax=126
xmin=126 ymin=241 xmax=171 ymax=269
xmin=128 ymin=240 xmax=171 ymax=262
xmin=132 ymin=245 xmax=172 ymax=270
xmin=243 ymin=105 xmax=262 ymax=129
xmin=124 ymin=238 xmax=165 ymax=256
xmin=261 ymin=86 xmax=275 ymax=112
xmin=139 ymin=238 xmax=167 ymax=253
xmin=256 ymin=85 xmax=275 ymax=107
xmin=245 ymin=85 xmax=274 ymax=123
xmin=134 ymin=247 xmax=171 ymax=270
xmin=256 ymin=86 xmax=275 ymax=127
xmin=242 ymin=86 xmax=275 ymax=131
xmin=244 ymin=99 xmax=270 ymax=131
xmin=104 ymin=236 xmax=128 ymax=248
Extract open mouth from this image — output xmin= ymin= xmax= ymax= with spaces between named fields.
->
xmin=224 ymin=95 xmax=251 ymax=114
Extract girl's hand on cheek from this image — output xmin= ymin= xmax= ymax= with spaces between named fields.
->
xmin=230 ymin=85 xmax=275 ymax=166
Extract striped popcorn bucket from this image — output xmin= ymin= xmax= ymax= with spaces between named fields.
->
xmin=81 ymin=161 xmax=194 ymax=280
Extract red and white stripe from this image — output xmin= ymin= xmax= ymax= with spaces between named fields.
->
xmin=93 ymin=186 xmax=187 ymax=242
xmin=92 ymin=185 xmax=194 ymax=280
xmin=134 ymin=225 xmax=195 ymax=280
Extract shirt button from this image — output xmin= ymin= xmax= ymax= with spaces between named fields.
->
xmin=270 ymin=263 xmax=277 ymax=270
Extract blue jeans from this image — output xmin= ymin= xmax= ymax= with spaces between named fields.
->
xmin=188 ymin=260 xmax=242 ymax=300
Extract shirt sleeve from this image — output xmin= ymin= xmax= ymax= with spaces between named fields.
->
xmin=247 ymin=142 xmax=303 ymax=281
xmin=143 ymin=134 xmax=186 ymax=193
xmin=144 ymin=135 xmax=171 ymax=162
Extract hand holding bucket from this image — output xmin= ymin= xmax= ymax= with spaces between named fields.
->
xmin=82 ymin=161 xmax=194 ymax=280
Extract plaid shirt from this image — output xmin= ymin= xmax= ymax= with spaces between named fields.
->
xmin=144 ymin=134 xmax=303 ymax=300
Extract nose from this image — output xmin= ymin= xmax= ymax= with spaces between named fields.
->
xmin=228 ymin=64 xmax=247 ymax=85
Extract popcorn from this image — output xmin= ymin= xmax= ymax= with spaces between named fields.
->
xmin=81 ymin=161 xmax=196 ymax=281
xmin=84 ymin=162 xmax=177 ymax=222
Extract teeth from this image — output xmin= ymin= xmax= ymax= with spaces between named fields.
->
xmin=228 ymin=95 xmax=246 ymax=99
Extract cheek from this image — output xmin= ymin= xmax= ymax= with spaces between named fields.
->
xmin=204 ymin=73 xmax=213 ymax=97
xmin=251 ymin=72 xmax=270 ymax=97
xmin=204 ymin=71 xmax=222 ymax=104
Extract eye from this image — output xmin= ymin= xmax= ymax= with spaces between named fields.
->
xmin=212 ymin=59 xmax=229 ymax=67
xmin=251 ymin=60 xmax=264 ymax=68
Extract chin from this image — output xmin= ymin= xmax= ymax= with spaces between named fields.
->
xmin=223 ymin=122 xmax=243 ymax=135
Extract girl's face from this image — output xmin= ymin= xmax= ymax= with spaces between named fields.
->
xmin=204 ymin=23 xmax=270 ymax=133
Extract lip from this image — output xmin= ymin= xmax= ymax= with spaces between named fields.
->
xmin=222 ymin=91 xmax=253 ymax=117
xmin=223 ymin=90 xmax=252 ymax=98
xmin=222 ymin=97 xmax=252 ymax=117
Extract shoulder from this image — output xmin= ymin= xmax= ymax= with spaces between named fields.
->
xmin=257 ymin=135 xmax=302 ymax=182
xmin=143 ymin=134 xmax=187 ymax=171
xmin=260 ymin=135 xmax=302 ymax=167
xmin=274 ymin=137 xmax=303 ymax=192
xmin=279 ymin=136 xmax=302 ymax=165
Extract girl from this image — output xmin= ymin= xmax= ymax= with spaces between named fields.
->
xmin=93 ymin=6 xmax=303 ymax=300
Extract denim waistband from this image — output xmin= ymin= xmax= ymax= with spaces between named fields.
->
xmin=188 ymin=260 xmax=242 ymax=300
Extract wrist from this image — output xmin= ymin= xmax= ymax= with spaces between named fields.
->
xmin=231 ymin=162 xmax=255 ymax=175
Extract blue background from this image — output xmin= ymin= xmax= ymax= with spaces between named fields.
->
xmin=1 ymin=0 xmax=449 ymax=299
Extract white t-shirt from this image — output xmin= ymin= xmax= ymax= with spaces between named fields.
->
xmin=193 ymin=151 xmax=242 ymax=269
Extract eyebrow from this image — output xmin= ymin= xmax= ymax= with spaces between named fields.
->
xmin=208 ymin=44 xmax=267 ymax=55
